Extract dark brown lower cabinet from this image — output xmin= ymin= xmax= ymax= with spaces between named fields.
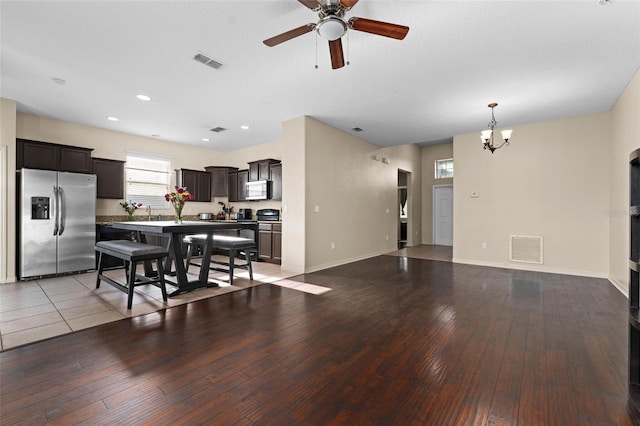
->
xmin=258 ymin=222 xmax=281 ymax=264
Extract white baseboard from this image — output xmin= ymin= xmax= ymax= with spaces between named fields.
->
xmin=304 ymin=250 xmax=388 ymax=274
xmin=1 ymin=275 xmax=17 ymax=284
xmin=451 ymin=257 xmax=608 ymax=279
xmin=608 ymin=277 xmax=629 ymax=297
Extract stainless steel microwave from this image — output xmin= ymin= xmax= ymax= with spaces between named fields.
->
xmin=246 ymin=180 xmax=271 ymax=200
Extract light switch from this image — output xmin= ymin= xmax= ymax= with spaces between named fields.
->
xmin=314 ymin=205 xmax=320 ymax=213
xmin=471 ymin=192 xmax=480 ymax=198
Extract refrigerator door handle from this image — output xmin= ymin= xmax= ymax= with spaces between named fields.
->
xmin=58 ymin=186 xmax=66 ymax=236
xmin=53 ymin=185 xmax=59 ymax=236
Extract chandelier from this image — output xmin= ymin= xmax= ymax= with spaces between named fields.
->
xmin=481 ymin=103 xmax=513 ymax=154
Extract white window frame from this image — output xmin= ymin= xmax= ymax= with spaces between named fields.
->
xmin=435 ymin=158 xmax=454 ymax=179
xmin=125 ymin=153 xmax=171 ymax=209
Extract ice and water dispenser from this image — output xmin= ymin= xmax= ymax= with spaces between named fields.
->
xmin=31 ymin=197 xmax=50 ymax=220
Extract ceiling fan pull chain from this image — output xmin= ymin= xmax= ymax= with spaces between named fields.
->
xmin=346 ymin=31 xmax=350 ymax=66
xmin=315 ymin=31 xmax=319 ymax=69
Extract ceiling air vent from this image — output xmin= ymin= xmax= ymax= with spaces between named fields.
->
xmin=210 ymin=127 xmax=227 ymax=133
xmin=193 ymin=53 xmax=224 ymax=70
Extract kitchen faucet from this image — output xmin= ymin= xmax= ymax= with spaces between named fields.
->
xmin=146 ymin=205 xmax=152 ymax=220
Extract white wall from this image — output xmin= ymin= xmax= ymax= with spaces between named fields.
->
xmin=453 ymin=112 xmax=611 ymax=278
xmin=301 ymin=117 xmax=420 ymax=273
xmin=609 ymin=67 xmax=640 ymax=295
xmin=378 ymin=143 xmax=423 ymax=247
xmin=281 ymin=117 xmax=306 ymax=274
xmin=0 ymin=98 xmax=17 ymax=282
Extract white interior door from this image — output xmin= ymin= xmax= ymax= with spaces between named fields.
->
xmin=433 ymin=185 xmax=453 ymax=246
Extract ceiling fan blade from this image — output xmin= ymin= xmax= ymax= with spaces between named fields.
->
xmin=329 ymin=39 xmax=345 ymax=69
xmin=263 ymin=24 xmax=316 ymax=47
xmin=298 ymin=0 xmax=321 ymax=10
xmin=348 ymin=17 xmax=409 ymax=40
xmin=340 ymin=0 xmax=359 ymax=10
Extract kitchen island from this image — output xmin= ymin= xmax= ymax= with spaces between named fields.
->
xmin=111 ymin=220 xmax=258 ymax=296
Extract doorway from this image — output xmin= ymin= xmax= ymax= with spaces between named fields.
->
xmin=433 ymin=184 xmax=453 ymax=246
xmin=398 ymin=170 xmax=410 ymax=249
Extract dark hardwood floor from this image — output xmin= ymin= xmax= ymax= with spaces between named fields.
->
xmin=1 ymin=256 xmax=636 ymax=425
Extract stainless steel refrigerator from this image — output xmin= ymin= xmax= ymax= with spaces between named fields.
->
xmin=19 ymin=168 xmax=96 ymax=279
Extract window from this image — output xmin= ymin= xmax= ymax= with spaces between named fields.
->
xmin=125 ymin=153 xmax=170 ymax=208
xmin=435 ymin=158 xmax=454 ymax=179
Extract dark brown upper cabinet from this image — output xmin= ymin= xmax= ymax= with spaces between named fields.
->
xmin=205 ymin=166 xmax=239 ymax=197
xmin=228 ymin=169 xmax=249 ymax=202
xmin=177 ymin=169 xmax=211 ymax=202
xmin=92 ymin=158 xmax=125 ymax=199
xmin=270 ymin=163 xmax=282 ymax=201
xmin=17 ymin=139 xmax=93 ymax=173
xmin=237 ymin=170 xmax=249 ymax=201
xmin=248 ymin=159 xmax=280 ymax=182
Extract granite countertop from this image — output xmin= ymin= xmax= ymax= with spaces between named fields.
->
xmin=97 ymin=216 xmax=282 ymax=226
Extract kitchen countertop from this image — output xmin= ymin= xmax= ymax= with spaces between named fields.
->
xmin=97 ymin=218 xmax=281 ymax=225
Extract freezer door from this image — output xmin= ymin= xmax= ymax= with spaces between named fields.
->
xmin=57 ymin=172 xmax=96 ymax=274
xmin=20 ymin=169 xmax=58 ymax=278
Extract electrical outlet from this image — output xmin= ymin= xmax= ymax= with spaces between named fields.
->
xmin=386 ymin=208 xmax=390 ymax=214
xmin=386 ymin=235 xmax=389 ymax=241
xmin=314 ymin=205 xmax=320 ymax=213
xmin=481 ymin=242 xmax=487 ymax=249
xmin=331 ymin=242 xmax=335 ymax=249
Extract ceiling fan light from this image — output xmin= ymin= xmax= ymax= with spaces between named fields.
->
xmin=317 ymin=17 xmax=347 ymax=41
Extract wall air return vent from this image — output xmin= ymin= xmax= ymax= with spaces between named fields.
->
xmin=193 ymin=53 xmax=224 ymax=70
xmin=210 ymin=127 xmax=227 ymax=133
xmin=509 ymin=235 xmax=543 ymax=264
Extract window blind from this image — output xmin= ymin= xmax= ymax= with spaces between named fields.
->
xmin=125 ymin=154 xmax=170 ymax=208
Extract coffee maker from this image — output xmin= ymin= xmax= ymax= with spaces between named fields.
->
xmin=237 ymin=208 xmax=252 ymax=221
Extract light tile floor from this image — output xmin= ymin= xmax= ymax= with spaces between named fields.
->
xmin=0 ymin=258 xmax=297 ymax=351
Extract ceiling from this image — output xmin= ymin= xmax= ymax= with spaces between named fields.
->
xmin=1 ymin=1 xmax=639 ymax=152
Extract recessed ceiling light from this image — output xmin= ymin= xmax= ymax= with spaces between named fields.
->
xmin=136 ymin=94 xmax=152 ymax=101
xmin=351 ymin=127 xmax=364 ymax=132
xmin=240 ymin=125 xmax=249 ymax=130
xmin=107 ymin=116 xmax=119 ymax=121
xmin=202 ymin=138 xmax=210 ymax=142
xmin=151 ymin=134 xmax=160 ymax=138
xmin=51 ymin=77 xmax=66 ymax=85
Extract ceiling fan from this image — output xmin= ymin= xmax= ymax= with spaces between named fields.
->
xmin=263 ymin=0 xmax=410 ymax=70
